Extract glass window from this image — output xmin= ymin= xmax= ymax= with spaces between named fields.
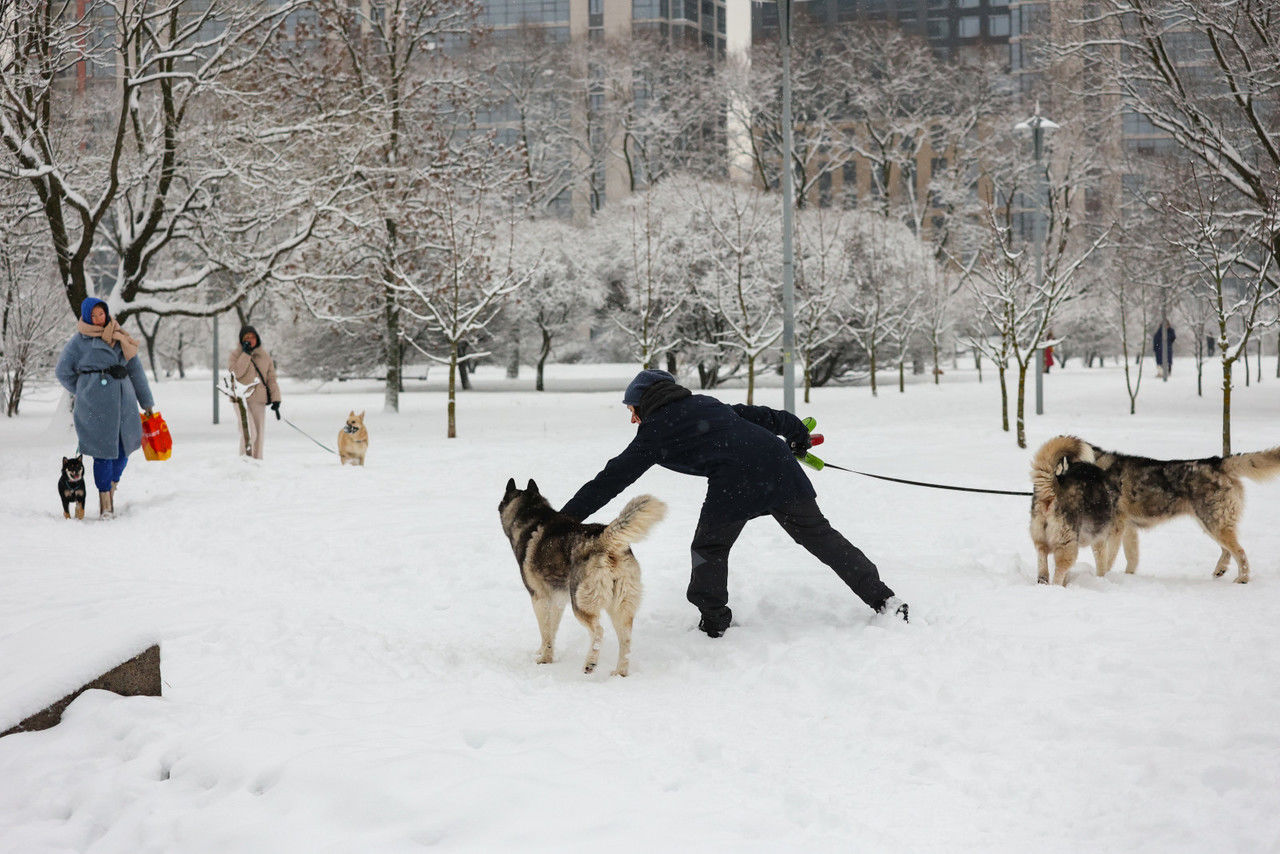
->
xmin=957 ymin=0 xmax=979 ymax=7
xmin=989 ymin=13 xmax=1009 ymax=36
xmin=926 ymin=17 xmax=947 ymax=38
xmin=957 ymin=15 xmax=980 ymax=37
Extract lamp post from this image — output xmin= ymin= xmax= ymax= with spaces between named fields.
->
xmin=777 ymin=0 xmax=797 ymax=413
xmin=1014 ymin=106 xmax=1058 ymax=416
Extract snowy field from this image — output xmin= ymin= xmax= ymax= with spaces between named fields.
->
xmin=2 ymin=358 xmax=1279 ymax=853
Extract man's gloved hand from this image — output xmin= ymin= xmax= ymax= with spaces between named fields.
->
xmin=788 ymin=433 xmax=812 ymax=458
xmin=241 ymin=339 xmax=255 ymax=354
xmin=271 ymin=401 xmax=281 ymax=420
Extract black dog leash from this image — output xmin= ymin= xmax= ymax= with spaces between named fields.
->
xmin=816 ymin=460 xmax=1034 ymax=497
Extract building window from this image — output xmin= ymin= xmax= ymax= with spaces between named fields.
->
xmin=926 ymin=17 xmax=947 ymax=38
xmin=957 ymin=0 xmax=979 ymax=7
xmin=989 ymin=13 xmax=1010 ymax=36
xmin=957 ymin=16 xmax=980 ymax=38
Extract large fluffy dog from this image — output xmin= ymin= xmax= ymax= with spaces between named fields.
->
xmin=499 ymin=479 xmax=665 ymax=676
xmin=1031 ymin=435 xmax=1280 ymax=585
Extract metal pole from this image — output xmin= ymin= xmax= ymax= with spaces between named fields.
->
xmin=212 ymin=313 xmax=219 ymax=424
xmin=778 ymin=0 xmax=797 ymax=414
xmin=1034 ymin=119 xmax=1045 ymax=416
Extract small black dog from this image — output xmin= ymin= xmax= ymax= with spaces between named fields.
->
xmin=58 ymin=455 xmax=86 ymax=519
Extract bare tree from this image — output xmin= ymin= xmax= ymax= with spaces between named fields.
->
xmin=961 ymin=134 xmax=1109 ymax=448
xmin=276 ymin=0 xmax=486 ymax=411
xmin=1080 ymin=0 xmax=1279 ymax=290
xmin=688 ymin=180 xmax=781 ymax=404
xmin=793 ymin=205 xmax=857 ymax=402
xmin=0 ymin=187 xmax=63 ymax=415
xmin=604 ymin=181 xmax=690 ymax=370
xmin=1163 ymin=178 xmax=1277 ymax=455
xmin=0 ymin=0 xmax=334 ymax=322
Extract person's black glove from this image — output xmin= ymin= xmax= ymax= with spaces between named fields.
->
xmin=241 ymin=339 xmax=255 ymax=354
xmin=271 ymin=401 xmax=281 ymax=420
xmin=788 ymin=433 xmax=812 ymax=458
xmin=107 ymin=364 xmax=129 ymax=379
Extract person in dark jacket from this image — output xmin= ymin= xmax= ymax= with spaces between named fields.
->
xmin=1152 ymin=321 xmax=1176 ymax=374
xmin=561 ymin=370 xmax=908 ymax=637
xmin=55 ymin=297 xmax=156 ymax=518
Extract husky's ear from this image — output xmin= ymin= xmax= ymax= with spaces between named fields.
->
xmin=63 ymin=457 xmax=69 ymax=465
xmin=505 ymin=478 xmax=518 ymax=494
xmin=527 ymin=478 xmax=539 ymax=494
xmin=358 ymin=411 xmax=365 ymax=419
xmin=76 ymin=454 xmax=82 ymax=461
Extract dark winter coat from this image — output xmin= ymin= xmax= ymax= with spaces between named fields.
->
xmin=1153 ymin=325 xmax=1176 ymax=366
xmin=54 ymin=299 xmax=155 ymax=459
xmin=561 ymin=391 xmax=816 ymax=525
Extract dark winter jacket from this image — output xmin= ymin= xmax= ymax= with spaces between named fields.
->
xmin=561 ymin=388 xmax=816 ymax=525
xmin=1152 ymin=325 xmax=1176 ymax=365
xmin=55 ymin=298 xmax=155 ymax=459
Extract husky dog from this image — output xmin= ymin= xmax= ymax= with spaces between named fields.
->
xmin=337 ymin=411 xmax=368 ymax=466
xmin=58 ymin=455 xmax=87 ymax=520
xmin=1030 ymin=438 xmax=1123 ymax=585
xmin=1032 ymin=435 xmax=1280 ymax=584
xmin=499 ymin=479 xmax=665 ymax=676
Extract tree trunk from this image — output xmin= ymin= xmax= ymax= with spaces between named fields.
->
xmin=5 ymin=372 xmax=24 ymax=417
xmin=746 ymin=355 xmax=756 ymax=405
xmin=536 ymin=328 xmax=551 ymax=392
xmin=506 ymin=340 xmax=520 ymax=379
xmin=448 ymin=342 xmax=458 ymax=439
xmin=666 ymin=351 xmax=677 ymax=375
xmin=869 ymin=346 xmax=878 ymax=397
xmin=974 ymin=350 xmax=982 ymax=384
xmin=802 ymin=352 xmax=812 ymax=404
xmin=898 ymin=360 xmax=904 ymax=393
xmin=1015 ymin=362 xmax=1028 ymax=449
xmin=998 ymin=366 xmax=1008 ymax=432
xmin=1221 ymin=357 xmax=1233 ymax=456
xmin=383 ymin=281 xmax=401 ymax=413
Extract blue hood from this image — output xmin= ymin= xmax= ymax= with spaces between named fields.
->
xmin=80 ymin=297 xmax=110 ymax=324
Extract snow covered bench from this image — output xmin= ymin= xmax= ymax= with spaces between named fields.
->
xmin=0 ymin=627 xmax=161 ymax=738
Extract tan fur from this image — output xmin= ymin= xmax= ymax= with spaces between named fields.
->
xmin=499 ymin=480 xmax=665 ymax=676
xmin=1030 ymin=436 xmax=1124 ymax=585
xmin=1031 ymin=436 xmax=1280 ymax=585
xmin=337 ymin=411 xmax=369 ymax=466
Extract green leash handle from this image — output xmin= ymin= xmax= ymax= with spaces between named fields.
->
xmin=799 ymin=416 xmax=825 ymax=470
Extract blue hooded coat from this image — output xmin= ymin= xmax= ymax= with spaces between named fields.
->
xmin=54 ymin=298 xmax=155 ymax=459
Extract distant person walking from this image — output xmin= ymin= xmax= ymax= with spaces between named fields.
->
xmin=228 ymin=325 xmax=282 ymax=459
xmin=55 ymin=297 xmax=156 ymax=518
xmin=1153 ymin=321 xmax=1176 ymax=378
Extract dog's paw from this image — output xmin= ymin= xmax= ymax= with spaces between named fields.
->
xmin=583 ymin=662 xmax=596 ymax=674
xmin=610 ymin=668 xmax=628 ymax=677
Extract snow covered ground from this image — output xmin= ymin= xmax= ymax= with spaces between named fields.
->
xmin=2 ymin=359 xmax=1279 ymax=853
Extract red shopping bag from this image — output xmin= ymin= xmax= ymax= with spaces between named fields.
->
xmin=140 ymin=411 xmax=173 ymax=461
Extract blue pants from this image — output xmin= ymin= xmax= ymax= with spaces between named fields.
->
xmin=93 ymin=439 xmax=129 ymax=492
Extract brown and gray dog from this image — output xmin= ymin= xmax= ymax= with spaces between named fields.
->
xmin=499 ymin=479 xmax=665 ymax=676
xmin=1031 ymin=435 xmax=1280 ymax=585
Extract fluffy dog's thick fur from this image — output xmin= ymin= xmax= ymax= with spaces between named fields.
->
xmin=337 ymin=411 xmax=368 ymax=466
xmin=1031 ymin=435 xmax=1280 ymax=584
xmin=499 ymin=478 xmax=665 ymax=676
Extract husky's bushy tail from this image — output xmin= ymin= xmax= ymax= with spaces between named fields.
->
xmin=601 ymin=495 xmax=667 ymax=550
xmin=1030 ymin=435 xmax=1096 ymax=498
xmin=1223 ymin=447 xmax=1280 ymax=481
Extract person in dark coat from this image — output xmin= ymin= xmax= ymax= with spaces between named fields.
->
xmin=54 ymin=297 xmax=156 ymax=518
xmin=560 ymin=370 xmax=908 ymax=637
xmin=1152 ymin=321 xmax=1176 ymax=373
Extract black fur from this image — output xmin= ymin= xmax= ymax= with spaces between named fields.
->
xmin=58 ymin=455 xmax=86 ymax=519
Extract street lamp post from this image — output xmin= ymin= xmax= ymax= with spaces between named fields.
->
xmin=778 ymin=0 xmax=797 ymax=414
xmin=1014 ymin=107 xmax=1058 ymax=416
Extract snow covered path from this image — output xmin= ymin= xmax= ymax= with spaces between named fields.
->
xmin=2 ymin=362 xmax=1278 ymax=852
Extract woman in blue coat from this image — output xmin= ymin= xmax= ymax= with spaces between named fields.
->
xmin=561 ymin=370 xmax=907 ymax=637
xmin=55 ymin=298 xmax=156 ymax=518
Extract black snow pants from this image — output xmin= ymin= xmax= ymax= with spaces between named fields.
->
xmin=687 ymin=497 xmax=894 ymax=627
